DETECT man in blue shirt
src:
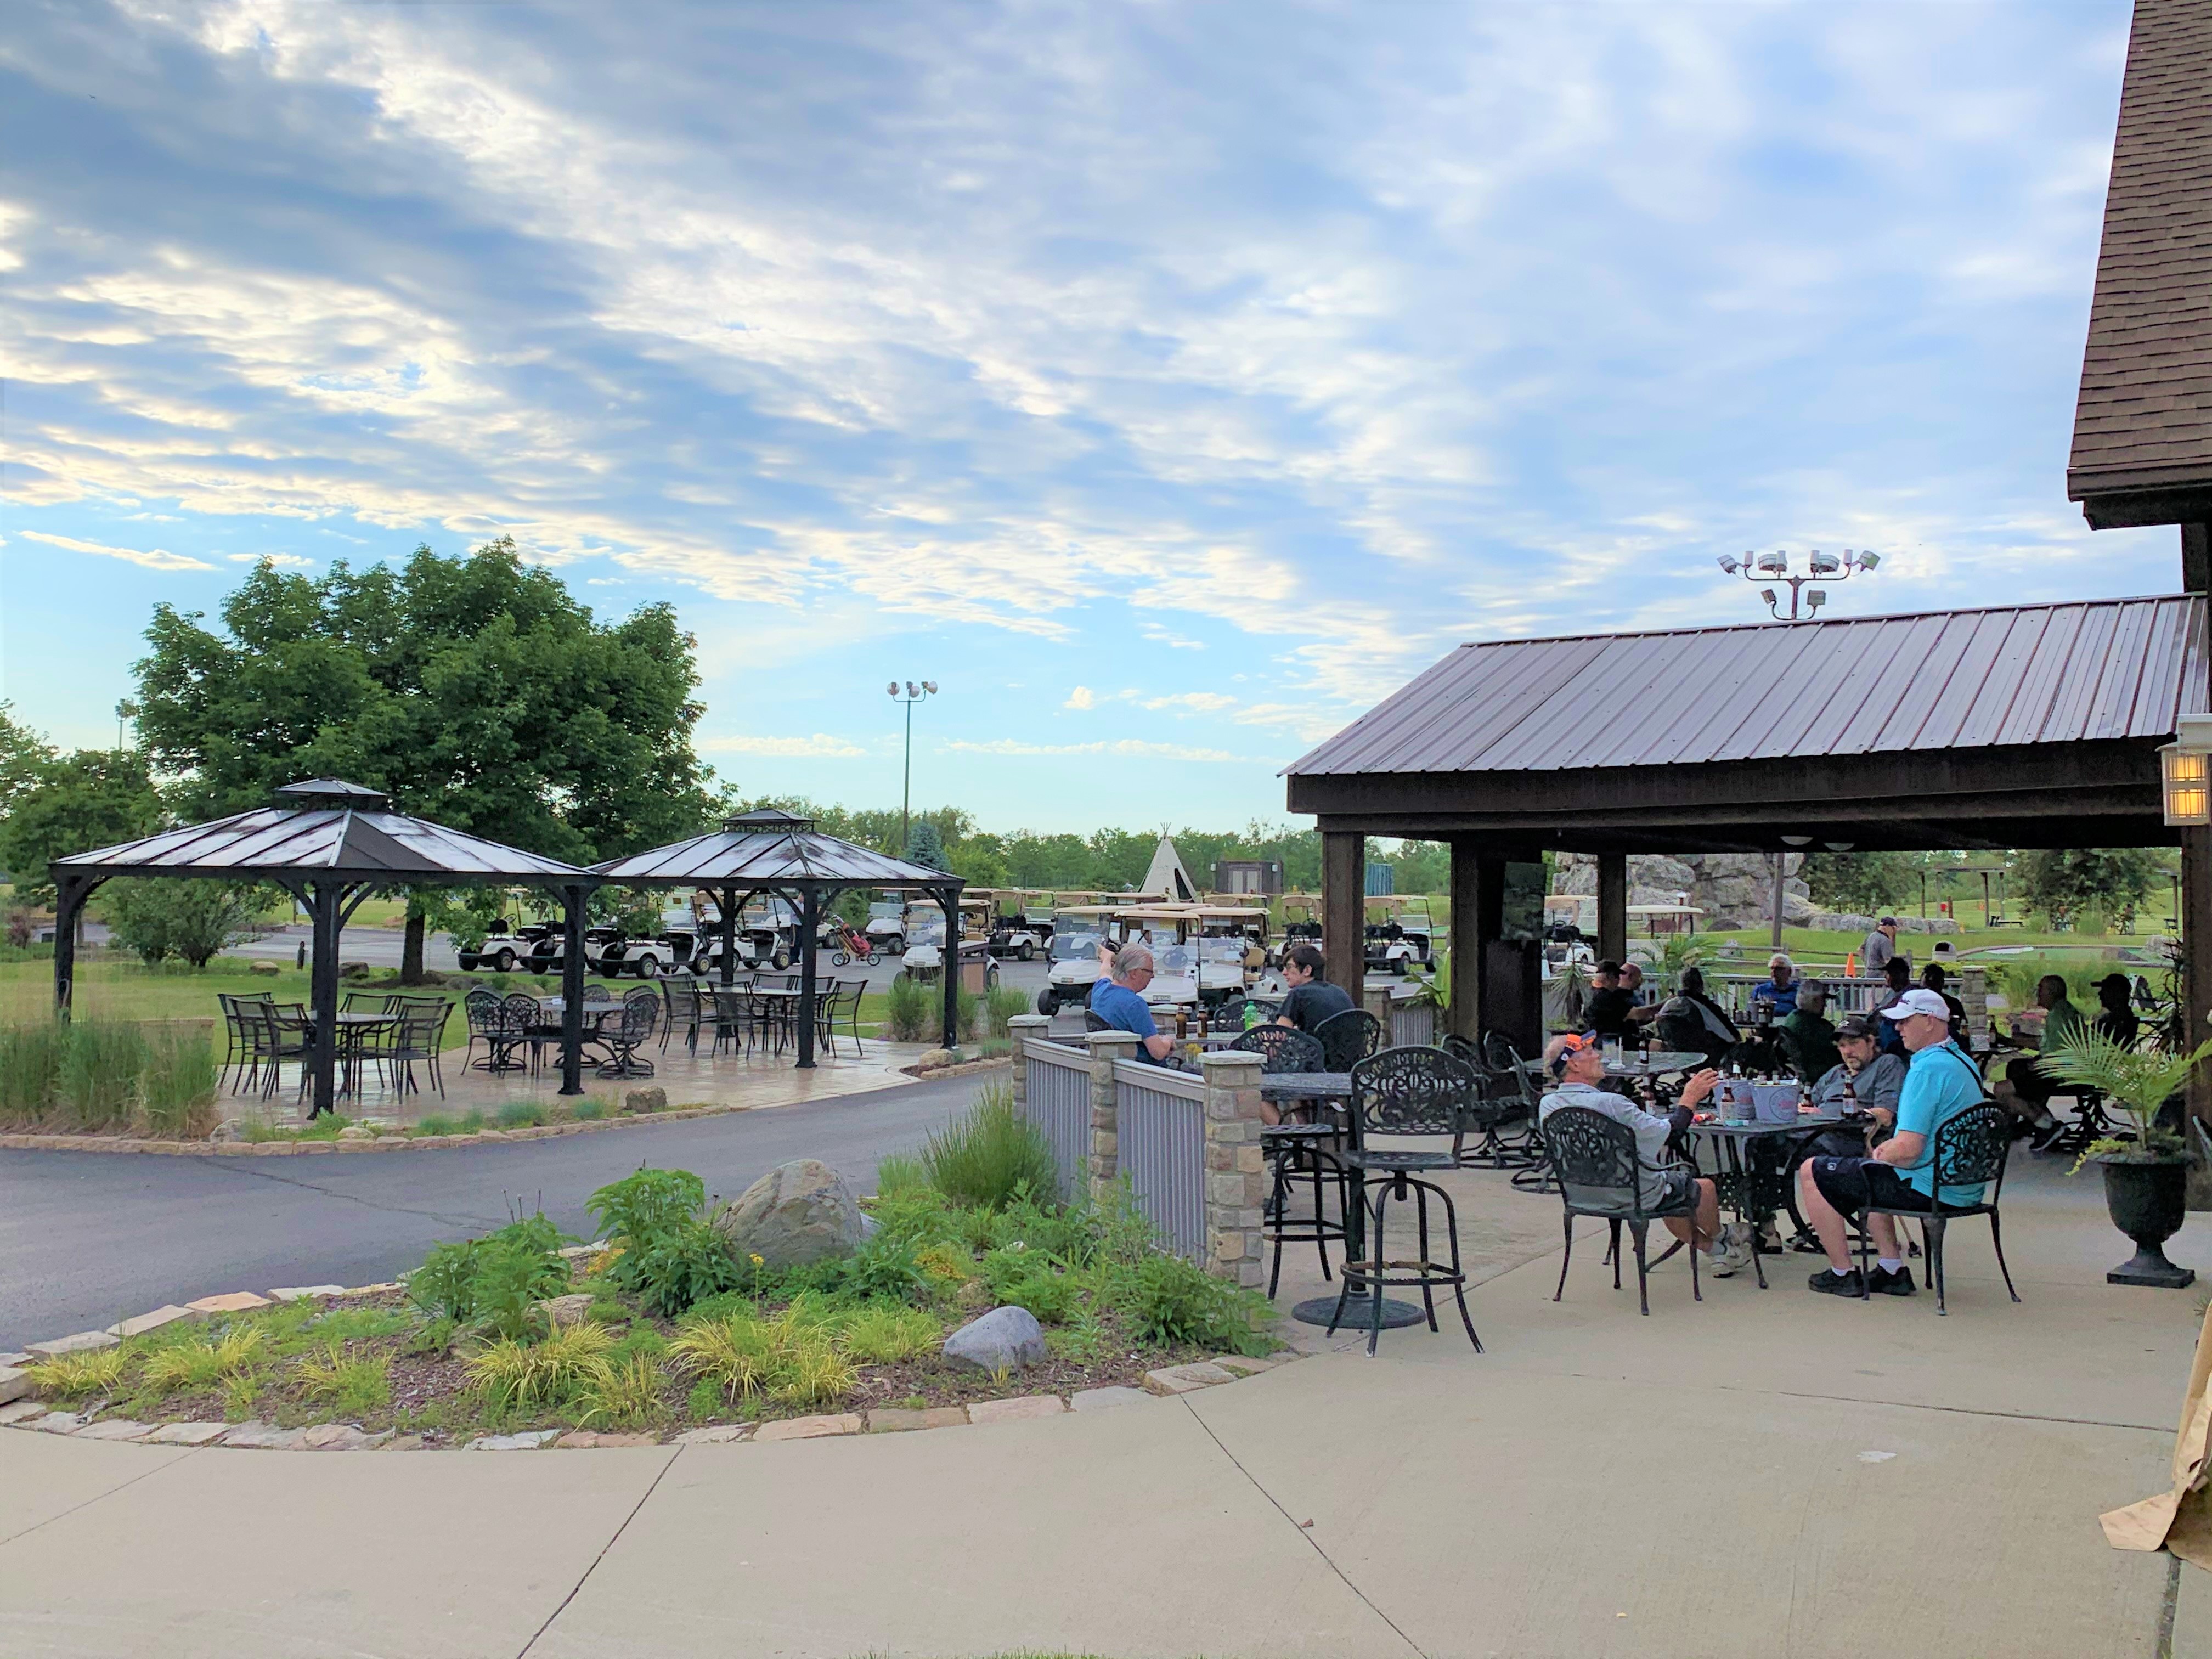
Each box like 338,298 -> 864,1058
1750,953 -> 1799,1021
1795,989 -> 1987,1297
1088,943 -> 1176,1065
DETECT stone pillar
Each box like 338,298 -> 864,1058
1006,1015 -> 1049,1115
1199,1051 -> 1268,1288
1597,853 -> 1627,964
1362,980 -> 1393,1029
1084,1030 -> 1138,1200
1957,965 -> 1989,1053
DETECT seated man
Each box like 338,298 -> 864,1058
1618,961 -> 1661,1022
1994,973 -> 2085,1146
1870,956 -> 1915,1056
1655,966 -> 1740,1068
1795,989 -> 1987,1296
1919,962 -> 1968,1040
1539,1032 -> 1751,1278
1801,1014 -> 1905,1159
1272,941 -> 1354,1034
1088,943 -> 1176,1066
1750,953 -> 1799,1022
1778,981 -> 1841,1084
2094,973 -> 2141,1049
1582,960 -> 1637,1041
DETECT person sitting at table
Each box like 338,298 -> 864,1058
1993,973 -> 2085,1147
1618,960 -> 1660,1016
1777,981 -> 1841,1083
1870,956 -> 1915,1056
1801,1014 -> 1905,1158
2094,973 -> 2141,1049
1654,966 -> 1739,1069
1583,960 -> 1638,1040
1539,1032 -> 1751,1278
1750,953 -> 1799,1022
1796,989 -> 1986,1296
1090,943 -> 1177,1068
1272,942 -> 1355,1035
1919,962 -> 1968,1041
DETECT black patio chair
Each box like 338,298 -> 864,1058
341,991 -> 400,1015
1542,1104 -> 1702,1316
598,991 -> 659,1079
1327,1046 -> 1483,1356
582,983 -> 613,1005
815,982 -> 866,1059
1313,1007 -> 1383,1074
1230,1026 -> 1347,1298
216,992 -> 274,1093
462,989 -> 510,1072
707,986 -> 752,1057
1084,1009 -> 1113,1033
256,1003 -> 314,1103
371,1001 -> 450,1099
1854,1102 -> 2020,1316
501,993 -> 554,1074
659,975 -> 702,1055
1449,1035 -> 1541,1171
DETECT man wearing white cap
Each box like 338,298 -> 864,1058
1793,988 -> 1988,1297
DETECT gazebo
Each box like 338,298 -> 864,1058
49,778 -> 602,1113
591,808 -> 965,1068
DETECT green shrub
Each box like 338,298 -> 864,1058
139,1029 -> 218,1138
985,984 -> 1028,1039
872,1152 -> 929,1200
415,1115 -> 458,1137
588,1167 -> 742,1317
946,987 -> 980,1043
884,974 -> 929,1042
981,1245 -> 1077,1323
60,1019 -> 151,1130
920,1084 -> 1059,1211
1105,1252 -> 1270,1354
841,1231 -> 930,1303
293,1343 -> 391,1415
570,1098 -> 608,1121
101,879 -> 261,968
495,1101 -> 546,1130
407,1213 -> 571,1336
466,1324 -> 613,1412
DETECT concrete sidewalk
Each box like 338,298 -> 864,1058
0,1153 -> 2202,1657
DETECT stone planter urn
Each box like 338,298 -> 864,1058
2100,1154 -> 2196,1289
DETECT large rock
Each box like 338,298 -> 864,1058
943,1306 -> 1047,1373
712,1159 -> 866,1269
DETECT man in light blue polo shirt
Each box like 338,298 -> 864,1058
1795,989 -> 1987,1297
1088,943 -> 1175,1065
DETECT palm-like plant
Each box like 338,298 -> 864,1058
1651,932 -> 1705,995
2036,1027 -> 2212,1162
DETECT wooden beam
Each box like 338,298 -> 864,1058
1596,853 -> 1627,964
1321,831 -> 1365,997
2186,521 -> 2210,595
1448,838 -> 1480,1041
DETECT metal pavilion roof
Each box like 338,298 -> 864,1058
1286,596 -> 2210,779
590,809 -> 960,889
53,779 -> 592,883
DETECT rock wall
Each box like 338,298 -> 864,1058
1553,852 -> 1813,929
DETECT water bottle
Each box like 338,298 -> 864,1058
1242,998 -> 1260,1031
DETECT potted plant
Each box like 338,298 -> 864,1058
2037,1029 -> 2212,1289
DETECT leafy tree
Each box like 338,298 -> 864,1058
0,704 -> 56,828
1802,851 -> 1921,915
101,879 -> 263,968
945,831 -> 1010,889
0,750 -> 164,906
2018,848 -> 2160,931
132,539 -> 718,980
902,819 -> 946,870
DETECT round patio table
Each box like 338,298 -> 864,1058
1259,1072 -> 1426,1331
1686,1113 -> 1850,1290
1603,1049 -> 1707,1079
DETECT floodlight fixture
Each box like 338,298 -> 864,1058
1717,554 -> 1741,574
1780,836 -> 1813,847
1807,589 -> 1827,610
1857,550 -> 1881,569
1808,550 -> 1841,576
1760,588 -> 1779,608
1717,545 -> 1882,620
1825,842 -> 1855,852
1756,551 -> 1788,575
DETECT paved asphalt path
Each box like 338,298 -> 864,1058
0,1073 -> 983,1351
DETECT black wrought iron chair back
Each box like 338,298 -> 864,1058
499,993 -> 549,1073
598,992 -> 659,1079
659,976 -> 701,1054
1233,1024 -> 1341,1296
582,983 -> 613,1005
462,990 -> 506,1071
1324,1047 -> 1482,1355
1084,1009 -> 1113,1033
1228,1025 -> 1325,1074
1541,1104 -> 1702,1316
1313,1007 -> 1383,1073
1855,1101 -> 2019,1315
1444,1032 -> 1540,1170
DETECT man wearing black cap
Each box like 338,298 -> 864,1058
1860,917 -> 1900,975
1802,1015 -> 1905,1157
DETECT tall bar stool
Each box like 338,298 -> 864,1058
1229,1025 -> 1348,1297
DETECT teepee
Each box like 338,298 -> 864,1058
1135,837 -> 1197,902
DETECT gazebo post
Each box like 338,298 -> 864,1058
306,880 -> 342,1118
559,882 -> 586,1096
796,885 -> 820,1069
719,886 -> 738,987
50,871 -> 100,1021
939,885 -> 961,1048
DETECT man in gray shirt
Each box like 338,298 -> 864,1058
1860,918 -> 1899,974
1800,1014 -> 1905,1163
1539,1033 -> 1751,1278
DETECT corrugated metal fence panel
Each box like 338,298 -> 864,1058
1391,1000 -> 1436,1049
1112,1062 -> 1209,1262
1023,1040 -> 1092,1203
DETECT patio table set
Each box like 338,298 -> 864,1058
217,991 -> 453,1103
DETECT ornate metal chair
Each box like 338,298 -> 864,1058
597,990 -> 661,1079
1541,1104 -> 1703,1316
1327,1046 -> 1483,1356
1229,1026 -> 1346,1297
1854,1102 -> 2019,1316
1446,1031 -> 1541,1170
1312,1007 -> 1383,1073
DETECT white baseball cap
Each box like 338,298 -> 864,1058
1889,988 -> 1951,1022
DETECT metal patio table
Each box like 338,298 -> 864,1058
1260,1071 -> 1428,1331
1686,1114 -> 1849,1290
1603,1049 -> 1707,1079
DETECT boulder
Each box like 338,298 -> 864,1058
338,962 -> 371,980
534,1293 -> 594,1330
913,1048 -> 956,1070
623,1086 -> 668,1115
711,1159 -> 866,1268
943,1306 -> 1047,1374
247,960 -> 281,978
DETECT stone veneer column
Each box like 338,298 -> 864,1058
1198,1050 -> 1268,1288
1955,966 -> 1989,1054
1084,1031 -> 1138,1200
1006,1014 -> 1050,1114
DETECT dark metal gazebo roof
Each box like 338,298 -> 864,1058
54,779 -> 590,883
590,808 -> 960,889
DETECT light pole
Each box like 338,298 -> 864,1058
1716,548 -> 1881,620
887,680 -> 938,854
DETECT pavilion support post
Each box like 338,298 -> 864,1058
559,883 -> 586,1097
1596,853 -> 1627,965
2182,521 -> 2209,594
50,871 -> 99,1021
796,887 -> 820,1069
1769,854 -> 1787,951
1447,838 -> 1480,1043
1457,840 -> 1542,1058
940,887 -> 961,1048
719,887 -> 738,986
306,881 -> 342,1118
1321,830 -> 1365,997
2183,826 -> 2212,1209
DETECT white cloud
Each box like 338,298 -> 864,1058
1141,692 -> 1237,714
226,551 -> 314,568
19,529 -> 216,571
701,733 -> 868,758
1062,686 -> 1096,710
941,738 -> 1264,763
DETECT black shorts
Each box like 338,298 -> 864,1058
1809,1156 -> 1932,1218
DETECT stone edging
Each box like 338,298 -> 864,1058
0,1282 -> 1299,1451
900,1055 -> 1014,1082
0,1099 -> 783,1158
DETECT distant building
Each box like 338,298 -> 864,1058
1212,859 -> 1283,896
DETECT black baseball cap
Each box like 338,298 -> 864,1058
1835,1015 -> 1878,1040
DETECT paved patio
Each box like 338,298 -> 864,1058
1,1133 -> 2203,1656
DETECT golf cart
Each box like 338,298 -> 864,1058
898,905 -> 1000,993
1271,895 -> 1322,969
456,916 -> 539,975
977,889 -> 1051,961
1363,895 -> 1435,975
1037,906 -> 1114,1014
864,896 -> 911,956
1187,905 -> 1269,1006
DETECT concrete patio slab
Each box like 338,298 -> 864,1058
0,1431 -> 193,1545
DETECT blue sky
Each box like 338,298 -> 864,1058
0,0 -> 2171,833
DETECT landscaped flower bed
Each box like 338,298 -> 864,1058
15,1098 -> 1281,1445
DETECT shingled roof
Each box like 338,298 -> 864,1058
2068,0 -> 2212,529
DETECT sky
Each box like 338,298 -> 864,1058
0,0 -> 2175,834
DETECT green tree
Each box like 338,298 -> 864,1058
0,704 -> 56,828
945,831 -> 1011,889
101,878 -> 263,968
2018,848 -> 2160,932
0,750 -> 165,906
903,819 -> 946,870
133,539 -> 717,980
1802,851 -> 1921,915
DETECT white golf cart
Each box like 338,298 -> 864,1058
898,903 -> 1000,993
1037,906 -> 1114,1015
864,897 -> 910,956
975,889 -> 1051,961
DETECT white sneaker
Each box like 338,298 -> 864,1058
1709,1225 -> 1753,1279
